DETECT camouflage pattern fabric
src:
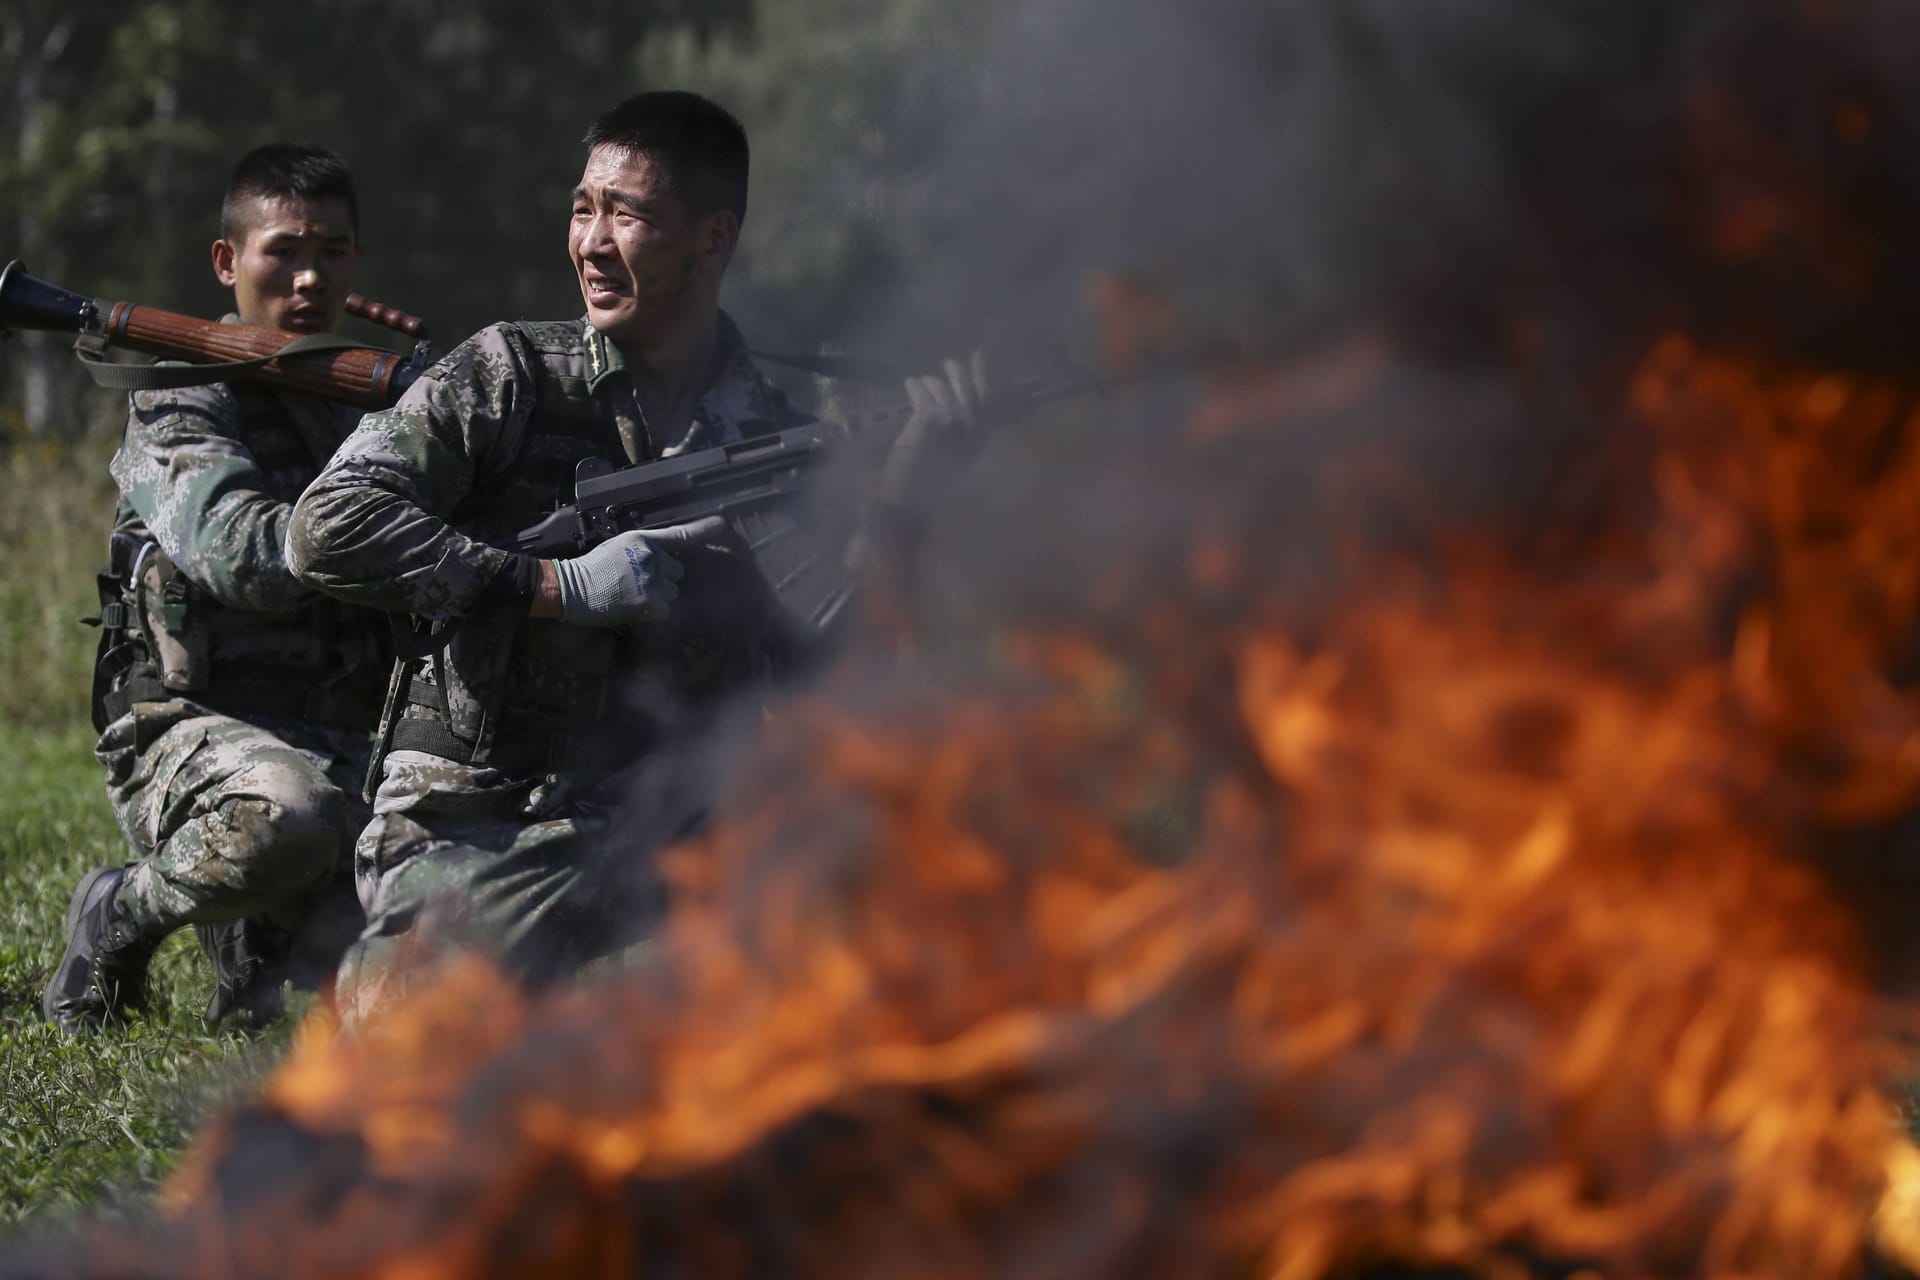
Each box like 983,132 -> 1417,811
290,314 -> 809,1020
101,701 -> 370,933
334,746 -> 702,1022
289,312 -> 810,618
113,354 -> 365,608
99,356 -> 382,947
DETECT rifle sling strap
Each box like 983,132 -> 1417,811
75,332 -> 373,392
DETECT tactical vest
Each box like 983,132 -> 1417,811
93,384 -> 388,732
387,322 -> 707,774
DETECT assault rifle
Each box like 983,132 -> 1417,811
511,371 -> 1103,633
513,364 -> 1107,558
0,259 -> 431,408
515,417 -> 871,635
515,419 -> 850,556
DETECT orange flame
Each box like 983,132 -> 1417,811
111,324 -> 1920,1280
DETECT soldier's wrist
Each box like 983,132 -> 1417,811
530,560 -> 563,618
479,552 -> 547,613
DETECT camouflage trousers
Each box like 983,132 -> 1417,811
336,747 -> 704,1025
98,699 -> 371,943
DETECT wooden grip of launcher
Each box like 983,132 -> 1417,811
102,301 -> 412,408
345,292 -> 428,338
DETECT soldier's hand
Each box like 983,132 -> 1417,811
628,513 -> 743,563
880,350 -> 990,507
550,526 -> 693,629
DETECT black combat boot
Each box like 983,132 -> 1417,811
194,917 -> 290,1031
41,866 -> 165,1035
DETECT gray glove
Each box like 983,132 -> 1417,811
879,350 -> 989,507
550,518 -> 730,629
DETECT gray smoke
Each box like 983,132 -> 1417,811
860,1 -> 1669,358
818,0 -> 1920,643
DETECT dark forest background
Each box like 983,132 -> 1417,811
0,0 -> 994,436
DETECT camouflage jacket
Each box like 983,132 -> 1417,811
288,313 -> 816,769
109,357 -> 388,722
113,380 -> 361,609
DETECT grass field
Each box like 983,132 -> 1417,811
0,438 -> 286,1228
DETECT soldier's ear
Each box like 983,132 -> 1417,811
211,237 -> 239,288
701,209 -> 740,271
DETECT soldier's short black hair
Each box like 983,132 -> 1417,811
583,91 -> 750,226
220,142 -> 359,243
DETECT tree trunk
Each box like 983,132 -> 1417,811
14,17 -> 71,435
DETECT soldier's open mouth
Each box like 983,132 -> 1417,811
583,272 -> 630,302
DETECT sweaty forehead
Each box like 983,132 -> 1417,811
230,194 -> 356,245
577,144 -> 672,197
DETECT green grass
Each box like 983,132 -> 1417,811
0,438 -> 290,1227
0,438 -> 114,727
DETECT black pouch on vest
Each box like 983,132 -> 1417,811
83,532 -> 157,733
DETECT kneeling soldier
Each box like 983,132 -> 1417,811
43,144 -> 389,1033
286,91 -> 982,1022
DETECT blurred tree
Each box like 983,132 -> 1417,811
0,0 -> 994,437
635,0 -> 997,355
1,1 -> 226,433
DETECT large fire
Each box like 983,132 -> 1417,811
24,7 -> 1920,1277
44,317 -> 1920,1279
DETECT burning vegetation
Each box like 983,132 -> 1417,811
24,2 -> 1920,1278
54,321 -> 1920,1277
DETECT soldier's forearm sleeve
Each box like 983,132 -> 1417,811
287,505 -> 511,619
286,328 -> 536,618
483,553 -> 543,606
288,439 -> 513,618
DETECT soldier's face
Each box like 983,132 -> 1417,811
569,145 -> 738,348
212,195 -> 361,334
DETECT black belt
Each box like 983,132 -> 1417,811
386,715 -> 645,774
103,673 -> 375,733
387,681 -> 646,773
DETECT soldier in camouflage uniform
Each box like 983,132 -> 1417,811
42,144 -> 387,1034
288,91 -> 980,1022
